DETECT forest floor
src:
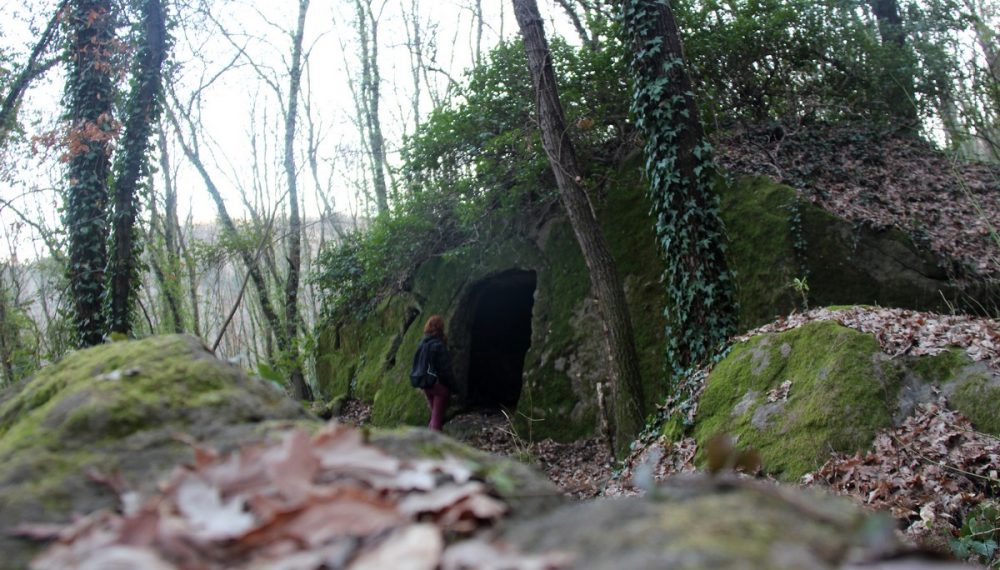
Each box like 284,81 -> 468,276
336,400 -> 614,499
717,124 -> 1000,277
335,304 -> 1000,563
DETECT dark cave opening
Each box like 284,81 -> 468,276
465,270 -> 536,410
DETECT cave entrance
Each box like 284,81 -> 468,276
462,270 -> 536,410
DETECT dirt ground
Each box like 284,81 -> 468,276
336,401 -> 615,499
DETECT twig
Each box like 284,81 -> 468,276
891,433 -> 1000,486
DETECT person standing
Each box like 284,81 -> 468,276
410,315 -> 456,431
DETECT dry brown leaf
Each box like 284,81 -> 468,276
347,524 -> 443,570
441,539 -> 574,570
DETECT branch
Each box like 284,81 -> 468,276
0,0 -> 69,142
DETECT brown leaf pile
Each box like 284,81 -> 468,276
603,438 -> 699,497
447,411 -> 614,499
735,306 -> 1000,369
804,400 -> 1000,543
17,423 -> 571,570
717,124 -> 1000,277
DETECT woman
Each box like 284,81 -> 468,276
411,315 -> 456,431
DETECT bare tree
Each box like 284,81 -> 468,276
281,0 -> 314,400
353,0 -> 391,214
513,0 -> 645,452
0,0 -> 68,144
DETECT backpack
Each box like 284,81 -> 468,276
409,339 -> 439,389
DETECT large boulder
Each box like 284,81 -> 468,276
503,475 -> 968,569
691,319 -> 1000,480
0,335 -> 314,568
316,169 -> 984,440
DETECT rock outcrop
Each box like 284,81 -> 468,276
316,169 -> 986,439
0,335 -> 312,568
692,318 -> 1000,480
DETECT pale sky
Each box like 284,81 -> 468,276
0,0 -> 575,262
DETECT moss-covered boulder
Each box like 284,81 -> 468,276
722,176 -> 972,329
316,169 -> 983,441
503,475 -> 947,569
0,335 -> 314,569
693,320 -> 1000,480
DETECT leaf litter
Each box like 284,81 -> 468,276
16,422 -> 572,570
609,306 -> 1000,561
717,123 -> 1000,278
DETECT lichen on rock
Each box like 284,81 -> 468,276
693,316 -> 1000,481
0,335 -> 314,569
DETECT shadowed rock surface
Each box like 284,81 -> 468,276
503,475 -> 970,569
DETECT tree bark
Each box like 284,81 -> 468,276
622,0 -> 738,376
157,127 -> 185,333
65,0 -> 116,347
355,0 -> 390,214
282,0 -> 313,401
868,0 -> 918,126
513,0 -> 645,453
108,0 -> 167,334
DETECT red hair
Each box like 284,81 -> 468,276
423,315 -> 446,344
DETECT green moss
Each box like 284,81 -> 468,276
722,176 -> 959,332
0,336 -> 312,568
950,376 -> 1000,436
910,349 -> 968,384
694,321 -> 899,480
721,177 -> 801,330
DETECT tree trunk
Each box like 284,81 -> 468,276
355,0 -> 390,214
282,0 -> 314,401
157,127 -> 185,333
868,0 -> 918,126
108,0 -> 167,334
622,0 -> 738,378
64,0 -> 116,347
512,0 -> 645,453
165,106 -> 285,361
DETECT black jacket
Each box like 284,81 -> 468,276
411,335 -> 456,391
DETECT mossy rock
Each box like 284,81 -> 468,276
722,176 -> 968,330
695,321 -> 898,480
0,335 -> 315,569
503,475 -> 915,569
694,318 -> 1000,481
315,168 -> 986,443
368,427 -> 565,521
903,349 -> 1000,436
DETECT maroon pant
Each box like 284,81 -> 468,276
423,382 -> 450,431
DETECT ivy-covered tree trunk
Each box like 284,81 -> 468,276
622,0 -> 738,379
513,0 -> 645,453
65,0 -> 116,347
108,0 -> 168,334
282,0 -> 314,401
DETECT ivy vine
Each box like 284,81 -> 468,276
621,0 -> 739,385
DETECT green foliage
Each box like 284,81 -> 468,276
670,0 -> 966,127
312,190 -> 469,318
0,278 -> 40,388
315,37 -> 629,318
622,0 -> 739,382
789,276 -> 809,310
403,37 -> 628,204
951,501 -> 1000,567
